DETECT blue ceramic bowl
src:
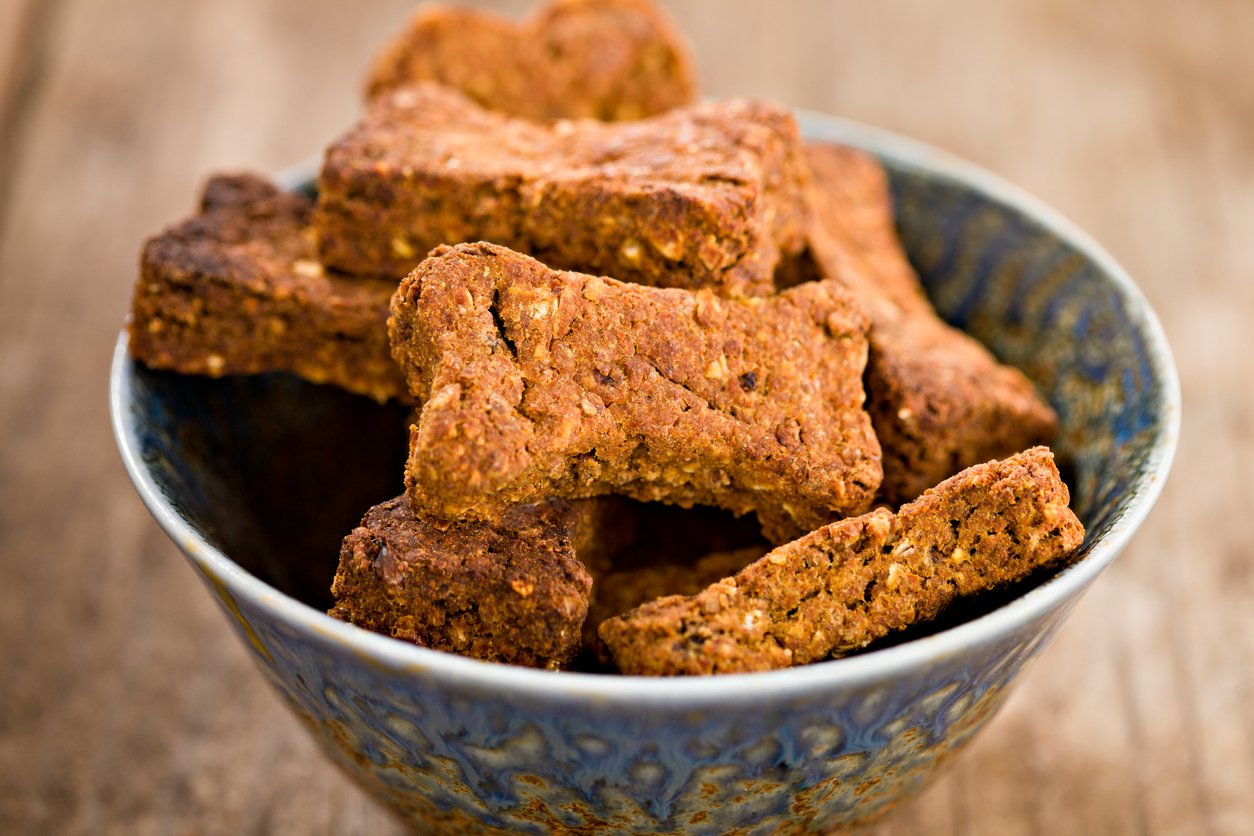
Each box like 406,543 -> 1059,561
111,111 -> 1178,834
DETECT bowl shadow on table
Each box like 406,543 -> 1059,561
130,364 -> 1069,661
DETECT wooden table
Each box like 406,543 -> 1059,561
2,1 -> 1250,832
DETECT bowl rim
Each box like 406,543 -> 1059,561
111,108 -> 1180,705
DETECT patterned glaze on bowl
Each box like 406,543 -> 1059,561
110,111 -> 1179,834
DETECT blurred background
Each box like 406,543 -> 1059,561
1,0 -> 1250,832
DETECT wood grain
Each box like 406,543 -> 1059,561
0,0 -> 1250,833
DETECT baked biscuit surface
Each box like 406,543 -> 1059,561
315,85 -> 809,296
329,496 -> 609,670
129,173 -> 406,403
599,447 -> 1084,675
390,242 -> 882,542
365,0 -> 697,122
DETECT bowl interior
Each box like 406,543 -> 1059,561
115,114 -> 1178,674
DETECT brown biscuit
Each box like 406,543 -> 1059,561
802,143 -> 1059,502
365,0 -> 697,122
129,174 -> 408,403
314,84 -> 810,296
599,447 -> 1085,676
329,495 -> 625,670
390,242 -> 882,542
584,544 -> 767,657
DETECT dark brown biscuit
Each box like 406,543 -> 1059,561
365,0 -> 697,122
329,495 -> 626,670
314,85 -> 810,296
390,242 -> 882,542
129,174 -> 408,403
599,447 -> 1085,675
802,143 -> 1059,502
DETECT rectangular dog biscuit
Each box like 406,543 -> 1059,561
129,174 -> 408,403
803,143 -> 1059,502
365,0 -> 697,122
390,242 -> 882,542
599,447 -> 1085,675
314,85 -> 810,297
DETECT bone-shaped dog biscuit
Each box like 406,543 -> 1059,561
389,242 -> 882,542
365,0 -> 697,122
